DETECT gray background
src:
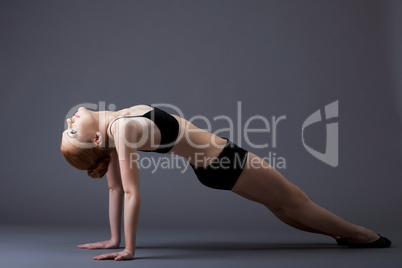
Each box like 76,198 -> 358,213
1,0 -> 401,237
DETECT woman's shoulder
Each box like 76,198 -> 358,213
110,104 -> 153,120
107,105 -> 149,142
107,117 -> 144,146
126,104 -> 153,112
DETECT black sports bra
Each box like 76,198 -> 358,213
108,104 -> 179,154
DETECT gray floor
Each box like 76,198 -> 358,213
0,225 -> 401,268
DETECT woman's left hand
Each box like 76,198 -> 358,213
93,249 -> 134,261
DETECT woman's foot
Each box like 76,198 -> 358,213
346,229 -> 380,244
336,237 -> 349,246
336,229 -> 391,248
331,235 -> 349,246
348,235 -> 391,248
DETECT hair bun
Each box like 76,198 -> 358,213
88,155 -> 111,178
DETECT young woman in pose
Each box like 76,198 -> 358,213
60,104 -> 391,261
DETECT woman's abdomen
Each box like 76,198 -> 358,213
170,116 -> 228,167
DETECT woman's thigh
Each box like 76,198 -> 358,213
231,152 -> 308,210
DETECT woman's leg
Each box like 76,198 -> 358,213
231,152 -> 380,243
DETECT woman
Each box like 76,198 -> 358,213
60,104 -> 391,261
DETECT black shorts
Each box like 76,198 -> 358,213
189,137 -> 249,190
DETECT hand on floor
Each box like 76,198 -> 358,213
93,250 -> 134,261
77,239 -> 119,249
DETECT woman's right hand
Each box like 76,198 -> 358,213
77,239 -> 119,249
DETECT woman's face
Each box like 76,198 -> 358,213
63,107 -> 98,146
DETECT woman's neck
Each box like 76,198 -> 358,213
88,110 -> 120,141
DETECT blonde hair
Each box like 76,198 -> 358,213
60,138 -> 113,178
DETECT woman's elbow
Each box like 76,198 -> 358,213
109,187 -> 124,194
124,190 -> 141,202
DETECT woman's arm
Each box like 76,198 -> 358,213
106,149 -> 124,245
77,149 -> 123,249
120,150 -> 141,255
93,120 -> 142,261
